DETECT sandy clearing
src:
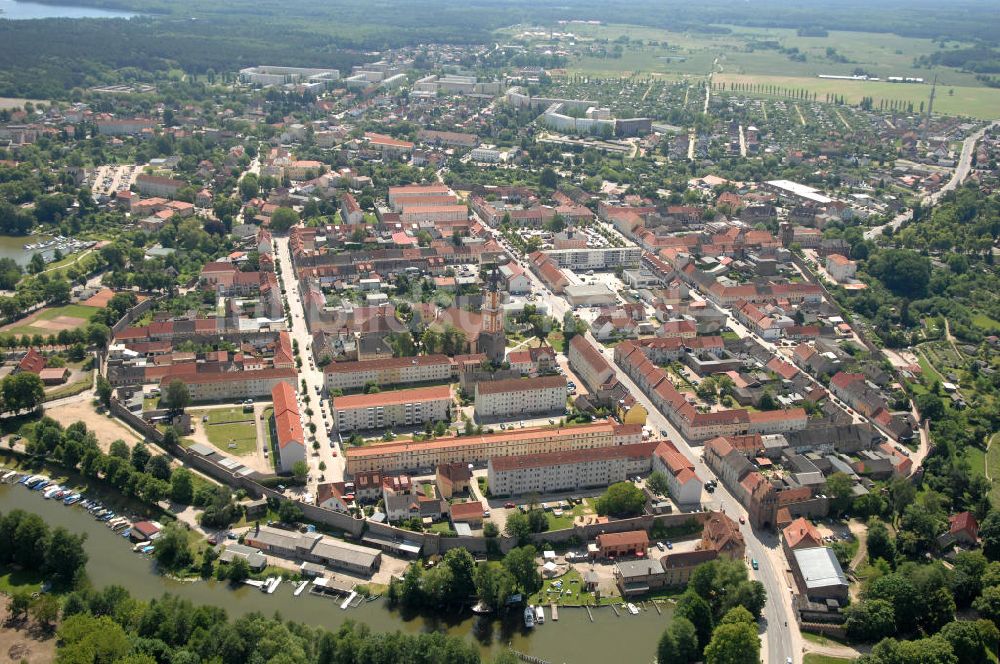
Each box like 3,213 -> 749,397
44,400 -> 142,452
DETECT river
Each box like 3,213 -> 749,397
0,235 -> 48,268
0,483 -> 669,663
0,0 -> 139,19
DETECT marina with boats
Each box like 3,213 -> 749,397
0,469 -> 671,664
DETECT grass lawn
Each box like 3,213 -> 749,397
194,407 -> 258,456
545,499 -> 593,530
967,446 -> 987,478
3,303 -> 100,338
0,565 -> 44,595
528,569 -> 596,606
802,632 -> 851,648
988,434 -> 1000,508
262,407 -> 279,470
972,312 -> 1000,333
42,371 -> 93,401
428,521 -> 456,535
804,655 -> 853,664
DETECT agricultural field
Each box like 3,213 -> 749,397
0,303 -> 100,338
515,22 -> 988,84
715,74 -> 1000,120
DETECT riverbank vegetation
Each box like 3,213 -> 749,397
50,584 -> 516,664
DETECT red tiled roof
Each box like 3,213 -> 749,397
476,375 -> 565,395
332,385 -> 452,410
490,442 -> 657,472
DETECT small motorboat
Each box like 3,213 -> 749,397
535,605 -> 545,624
524,605 -> 535,628
626,603 -> 640,615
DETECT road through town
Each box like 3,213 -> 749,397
274,235 -> 346,490
497,233 -> 800,664
864,120 -> 998,240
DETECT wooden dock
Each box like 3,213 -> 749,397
550,603 -> 558,621
509,648 -> 551,664
586,605 -> 594,622
653,601 -> 662,616
611,604 -> 620,617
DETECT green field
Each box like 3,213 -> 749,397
988,434 -> 1000,508
716,73 -> 1000,120
804,655 -> 852,664
972,312 -> 1000,333
194,407 -> 258,456
529,21 -> 988,87
2,303 -> 100,338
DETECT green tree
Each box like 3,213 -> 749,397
163,379 -> 190,412
154,523 -> 194,571
56,613 -> 131,663
96,374 -> 113,407
939,619 -> 999,664
270,207 -> 299,232
676,590 -> 714,652
539,167 -> 558,189
825,472 -> 854,515
44,527 -> 88,588
1,371 -> 44,413
845,599 -> 896,642
594,481 -> 646,517
30,594 -> 59,631
9,589 -> 31,622
474,561 -> 516,611
278,500 -> 303,524
866,519 -> 896,566
504,511 -> 531,544
659,615 -> 699,664
170,468 -> 194,504
226,556 -> 251,583
858,636 -> 957,664
239,173 -> 259,200
647,470 -> 671,497
291,460 -> 308,481
703,620 -> 759,664
982,511 -> 1000,561
503,545 -> 541,596
974,584 -> 1000,624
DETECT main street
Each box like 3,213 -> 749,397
865,120 -> 999,240
491,228 -> 799,664
274,235 -> 346,491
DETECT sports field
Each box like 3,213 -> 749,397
1,303 -> 99,338
194,407 -> 259,456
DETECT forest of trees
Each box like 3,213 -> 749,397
1,0 -> 998,98
48,585 -> 520,664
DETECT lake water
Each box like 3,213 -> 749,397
0,0 -> 139,20
0,482 -> 670,663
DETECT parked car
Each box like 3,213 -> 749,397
751,559 -> 759,570
504,502 -> 516,509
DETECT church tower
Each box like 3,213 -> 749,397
478,265 -> 507,365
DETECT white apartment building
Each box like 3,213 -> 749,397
333,385 -> 452,432
487,443 -> 657,496
161,368 -> 297,402
543,247 -> 642,270
239,66 -> 340,88
474,375 -> 567,419
567,335 -> 615,392
470,147 -> 502,163
324,355 -> 453,392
